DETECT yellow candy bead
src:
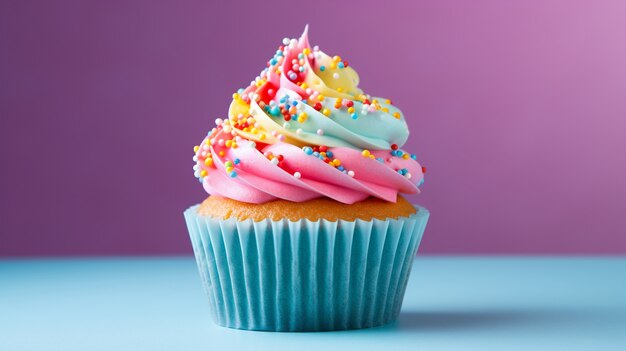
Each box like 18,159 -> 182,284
332,56 -> 341,62
303,48 -> 311,55
205,158 -> 213,166
382,107 -> 389,113
385,99 -> 391,104
301,83 -> 308,89
232,93 -> 240,100
393,112 -> 401,119
219,151 -> 225,157
329,62 -> 337,69
322,108 -> 331,117
225,167 -> 234,173
318,94 -> 325,101
225,140 -> 232,147
348,107 -> 355,113
336,87 -> 343,92
231,142 -> 238,149
362,150 -> 370,157
193,145 -> 199,153
369,155 -> 375,159
332,159 -> 341,166
259,134 -> 266,140
297,112 -> 308,123
402,153 -> 410,159
200,170 -> 208,177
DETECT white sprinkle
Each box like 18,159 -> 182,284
277,134 -> 285,141
202,144 -> 209,150
218,139 -> 224,146
215,118 -> 223,125
294,172 -> 301,179
348,170 -> 355,177
333,73 -> 339,79
192,155 -> 198,162
248,142 -> 256,148
296,128 -> 303,134
316,129 -> 324,135
271,158 -> 279,165
283,122 -> 291,129
282,38 -> 290,45
406,173 -> 412,179
193,165 -> 199,171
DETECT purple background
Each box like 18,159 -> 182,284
2,0 -> 626,257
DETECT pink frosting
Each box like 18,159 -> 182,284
197,129 -> 423,204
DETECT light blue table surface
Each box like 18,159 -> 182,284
1,257 -> 625,351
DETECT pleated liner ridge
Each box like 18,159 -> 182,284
184,204 -> 429,332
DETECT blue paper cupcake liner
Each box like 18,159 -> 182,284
184,204 -> 429,332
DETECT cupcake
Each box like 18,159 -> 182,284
184,26 -> 429,332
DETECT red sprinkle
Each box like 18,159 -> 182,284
277,154 -> 284,162
391,144 -> 398,150
283,114 -> 291,121
319,145 -> 328,152
346,101 -> 354,108
363,99 -> 371,105
343,61 -> 349,67
313,102 -> 322,111
422,166 -> 427,174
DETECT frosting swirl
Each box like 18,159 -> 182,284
192,26 -> 425,204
